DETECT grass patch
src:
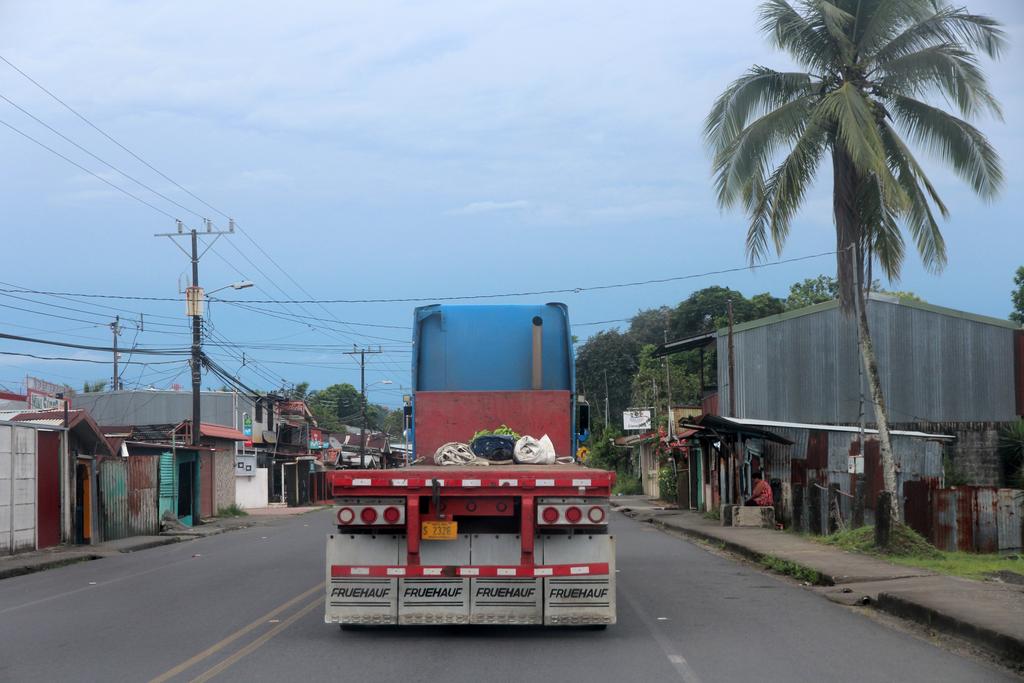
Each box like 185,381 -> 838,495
760,555 -> 822,584
612,474 -> 642,496
815,524 -> 1024,581
216,503 -> 249,517
822,524 -> 941,558
703,508 -> 721,521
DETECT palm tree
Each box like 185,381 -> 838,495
705,0 -> 1004,521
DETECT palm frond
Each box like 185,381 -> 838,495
877,43 -> 1002,119
704,67 -> 815,154
712,95 -> 814,209
874,5 -> 1007,65
744,120 -> 829,263
888,94 -> 1004,198
860,175 -> 906,280
816,83 -> 888,180
856,0 -> 935,58
816,0 -> 857,60
880,123 -> 948,272
758,0 -> 840,74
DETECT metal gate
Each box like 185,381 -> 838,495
100,457 -> 159,540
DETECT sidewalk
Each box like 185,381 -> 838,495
0,508 -> 315,580
612,496 -> 1024,666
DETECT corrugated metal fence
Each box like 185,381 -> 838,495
904,483 -> 1022,554
99,457 -> 159,540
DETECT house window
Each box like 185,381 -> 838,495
255,399 -> 263,423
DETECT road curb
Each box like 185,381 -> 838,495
627,509 -> 1024,669
641,514 -> 833,586
0,554 -> 100,580
875,592 -> 1024,666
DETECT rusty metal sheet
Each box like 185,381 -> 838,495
973,487 -> 999,554
100,456 -> 159,540
997,489 -> 1023,554
932,488 -> 957,552
806,430 -> 828,469
903,479 -> 935,541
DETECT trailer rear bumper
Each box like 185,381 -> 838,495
325,533 -> 615,626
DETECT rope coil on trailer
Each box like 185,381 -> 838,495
433,442 -> 494,466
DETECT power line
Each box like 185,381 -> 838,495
0,331 -> 188,355
0,350 -> 182,365
0,116 -> 181,220
0,92 -> 206,221
0,250 -> 838,306
0,54 -> 215,219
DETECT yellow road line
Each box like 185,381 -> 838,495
188,598 -> 321,683
148,582 -> 323,683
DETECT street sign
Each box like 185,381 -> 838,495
623,409 -> 652,431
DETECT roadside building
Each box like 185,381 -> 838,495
0,419 -> 67,554
172,421 -> 245,516
654,294 -> 1024,486
7,409 -> 113,544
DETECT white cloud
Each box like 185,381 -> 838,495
447,200 -> 531,216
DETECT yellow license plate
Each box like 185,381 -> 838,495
421,520 -> 458,540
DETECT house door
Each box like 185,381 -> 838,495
75,461 -> 92,544
688,449 -> 699,510
36,431 -> 61,549
177,460 -> 195,526
199,452 -> 214,519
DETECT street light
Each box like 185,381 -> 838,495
206,280 -> 254,296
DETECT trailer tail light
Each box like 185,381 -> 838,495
541,506 -> 561,524
537,498 -> 608,526
334,498 -> 405,527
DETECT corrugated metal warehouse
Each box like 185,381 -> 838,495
714,294 -> 1023,485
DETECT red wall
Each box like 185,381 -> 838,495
414,390 -> 571,459
36,431 -> 61,549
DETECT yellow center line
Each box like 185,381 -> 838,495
148,582 -> 324,683
188,598 -> 322,683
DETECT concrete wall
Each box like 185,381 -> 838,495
236,468 -> 268,509
213,447 -> 236,512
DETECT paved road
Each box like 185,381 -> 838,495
0,509 -> 1014,682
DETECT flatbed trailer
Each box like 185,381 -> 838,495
326,464 -> 616,626
325,303 -> 616,627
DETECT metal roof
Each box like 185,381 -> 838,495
651,332 -> 716,358
720,293 -> 1020,336
729,417 -> 956,440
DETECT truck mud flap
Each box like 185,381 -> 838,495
325,534 -> 399,625
541,534 -> 616,626
469,534 -> 542,625
398,534 -> 471,624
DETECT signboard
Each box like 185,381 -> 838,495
235,453 -> 257,476
242,413 -> 253,437
27,390 -> 63,411
622,409 -> 652,431
309,427 -> 324,450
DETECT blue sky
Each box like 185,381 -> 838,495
0,0 -> 1021,406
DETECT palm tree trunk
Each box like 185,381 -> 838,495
854,284 -> 901,522
833,145 -> 901,523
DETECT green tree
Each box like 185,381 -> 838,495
787,275 -> 840,308
628,306 -> 673,346
1011,266 -> 1024,325
82,380 -> 108,393
575,330 -> 640,430
306,383 -> 362,433
705,0 -> 1005,521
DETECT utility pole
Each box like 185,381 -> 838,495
664,328 -> 672,439
345,346 -> 383,468
155,218 -> 235,446
727,298 -> 736,418
603,368 -> 610,432
110,316 -> 122,391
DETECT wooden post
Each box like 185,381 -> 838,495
875,491 -> 893,548
809,484 -> 822,535
853,474 -> 865,527
828,483 -> 841,534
